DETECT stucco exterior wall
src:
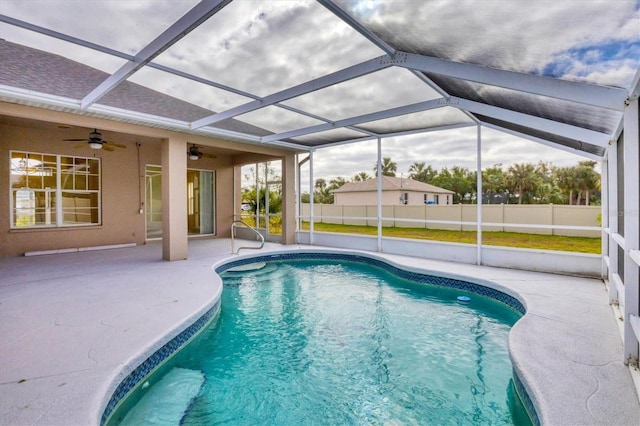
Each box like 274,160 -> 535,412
1,121 -> 149,256
1,105 -> 297,257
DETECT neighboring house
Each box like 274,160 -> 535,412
331,176 -> 454,206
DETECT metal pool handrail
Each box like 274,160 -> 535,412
231,220 -> 265,254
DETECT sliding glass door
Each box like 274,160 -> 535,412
146,166 -> 215,240
187,169 -> 215,235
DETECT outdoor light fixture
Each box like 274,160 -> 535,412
188,144 -> 202,160
88,129 -> 103,149
64,128 -> 123,151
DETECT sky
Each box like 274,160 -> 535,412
1,0 -> 638,183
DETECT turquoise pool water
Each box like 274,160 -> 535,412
111,258 -> 530,425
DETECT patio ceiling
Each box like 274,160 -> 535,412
0,0 -> 638,158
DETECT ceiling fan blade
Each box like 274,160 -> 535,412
105,141 -> 127,149
202,153 -> 217,159
102,144 -> 115,152
64,138 -> 90,142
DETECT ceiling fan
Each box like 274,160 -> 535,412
63,129 -> 126,151
188,143 -> 216,160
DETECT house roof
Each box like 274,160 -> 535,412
332,176 -> 454,194
0,39 -> 274,141
0,1 -> 637,156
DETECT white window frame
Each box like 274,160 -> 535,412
10,150 -> 102,229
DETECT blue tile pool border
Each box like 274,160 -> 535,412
217,251 -> 526,315
100,299 -> 220,425
102,250 -> 534,425
513,368 -> 541,426
217,251 -> 535,422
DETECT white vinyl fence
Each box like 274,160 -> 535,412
300,203 -> 600,237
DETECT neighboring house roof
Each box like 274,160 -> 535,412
0,40 -> 272,137
331,176 -> 454,194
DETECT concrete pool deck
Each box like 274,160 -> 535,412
0,239 -> 638,425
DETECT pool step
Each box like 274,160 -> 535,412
226,262 -> 267,272
119,367 -> 204,425
220,262 -> 285,285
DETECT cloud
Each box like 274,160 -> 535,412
153,1 -> 382,97
545,41 -> 640,87
1,0 -> 633,183
283,67 -> 441,123
302,126 -> 589,186
339,0 -> 639,86
0,0 -> 198,54
235,105 -> 324,133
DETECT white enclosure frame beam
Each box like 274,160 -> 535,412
191,55 -> 394,129
13,17 -> 254,102
275,104 -> 375,137
317,0 -> 396,55
81,0 -> 232,110
262,98 -> 446,143
623,95 -> 640,366
317,0 -> 468,109
481,122 -> 604,161
295,155 -> 301,240
400,52 -> 628,111
309,150 -> 315,246
607,142 -> 619,304
1,15 -> 257,100
1,14 -> 381,135
0,14 -> 131,59
377,137 -> 383,252
476,125 -> 483,265
600,156 -> 610,279
303,122 -> 476,151
456,98 -> 611,147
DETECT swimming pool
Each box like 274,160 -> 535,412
105,251 -> 532,425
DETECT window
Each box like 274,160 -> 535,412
10,151 -> 101,228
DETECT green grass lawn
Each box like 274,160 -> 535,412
301,222 -> 601,254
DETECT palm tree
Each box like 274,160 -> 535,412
482,165 -> 506,204
373,157 -> 397,177
575,161 -> 600,205
506,163 -> 538,204
408,161 -> 425,179
408,162 -> 437,183
314,178 -> 329,203
532,161 -> 557,204
329,177 -> 347,190
352,172 -> 370,182
432,166 -> 474,204
553,166 -> 579,204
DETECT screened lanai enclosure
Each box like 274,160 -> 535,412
0,0 -> 639,384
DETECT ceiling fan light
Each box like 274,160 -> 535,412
89,142 -> 103,150
189,153 -> 200,160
